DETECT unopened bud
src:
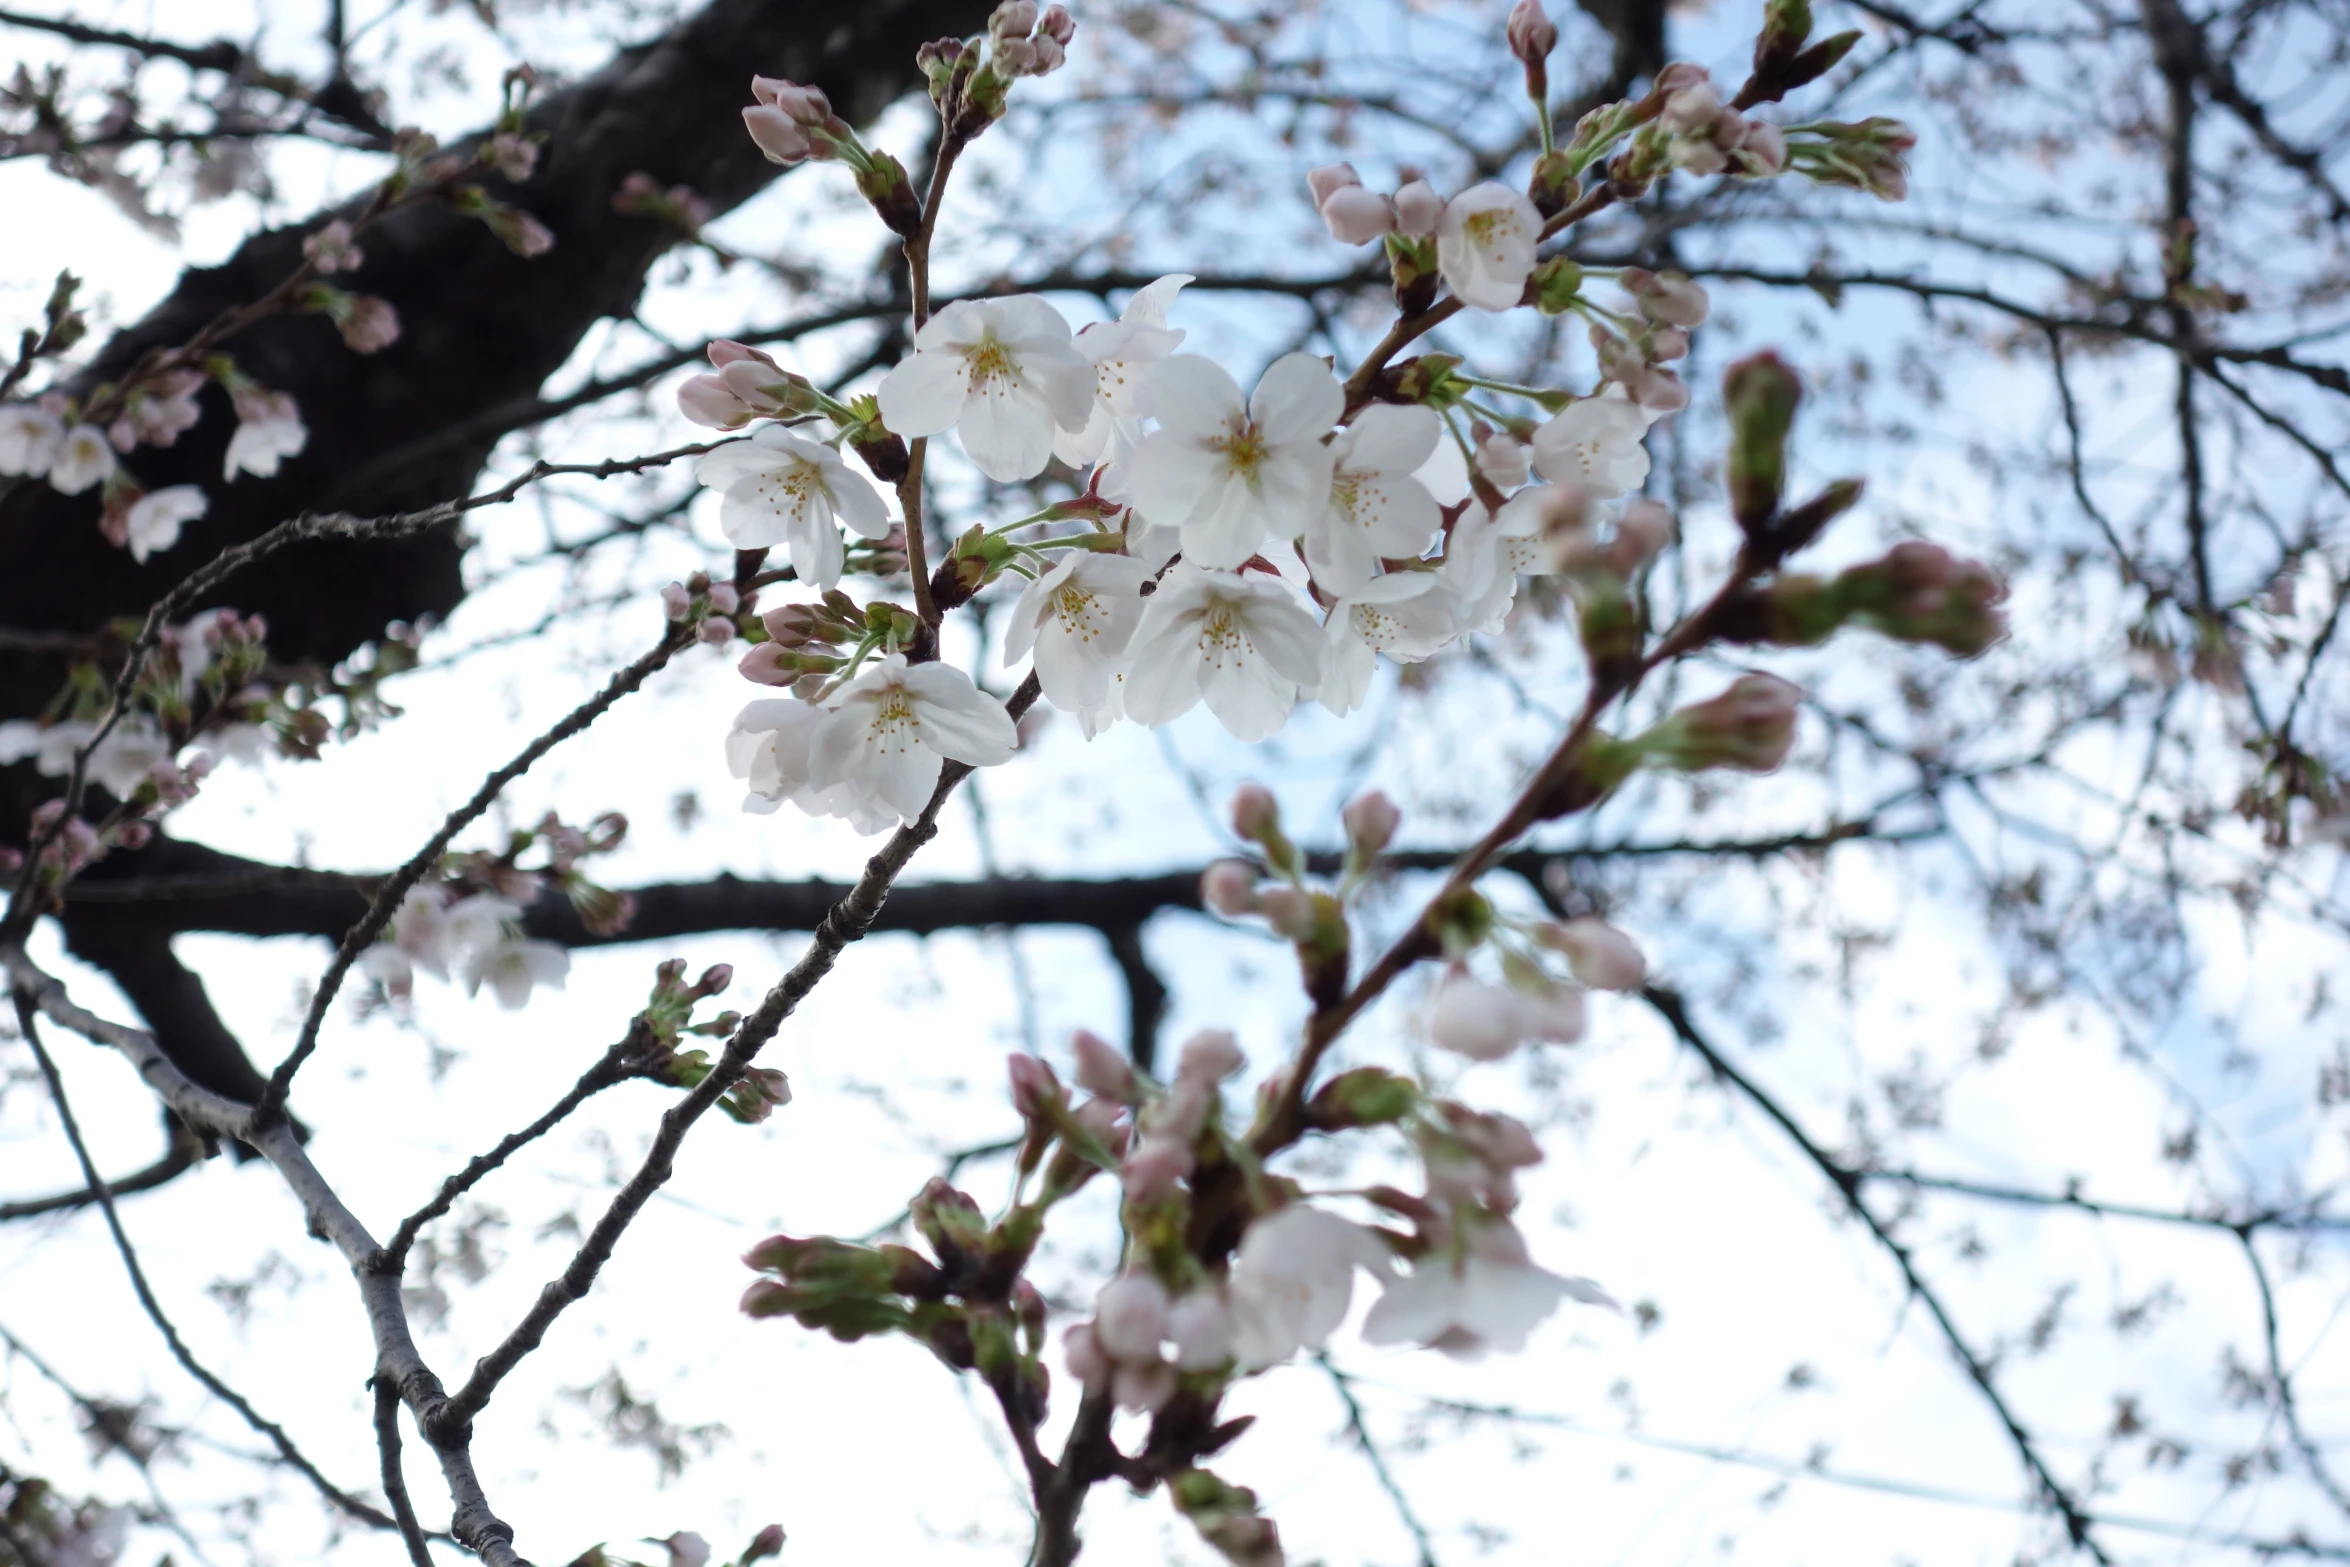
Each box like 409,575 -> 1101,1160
1230,783 -> 1281,842
698,617 -> 735,645
1176,1028 -> 1245,1084
1007,1053 -> 1066,1120
1201,860 -> 1259,916
677,374 -> 754,430
1393,178 -> 1443,237
742,1526 -> 786,1565
1341,790 -> 1401,859
1306,1065 -> 1421,1130
1722,351 -> 1802,534
1507,0 -> 1560,63
1535,917 -> 1647,990
1660,81 -> 1722,135
1642,673 -> 1802,773
1318,184 -> 1395,245
706,583 -> 740,615
1622,267 -> 1710,328
1071,1028 -> 1136,1100
1306,162 -> 1362,208
1257,886 -> 1317,940
742,105 -> 812,165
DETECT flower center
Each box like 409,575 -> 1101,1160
1196,599 -> 1253,667
1465,208 -> 1521,250
1349,602 -> 1404,650
1210,421 -> 1271,483
865,685 -> 921,752
1053,581 -> 1107,642
963,332 -> 1016,388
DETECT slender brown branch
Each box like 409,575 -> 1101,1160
2240,1228 -> 2350,1519
1317,1355 -> 1440,1567
373,1376 -> 437,1567
384,1024 -> 663,1268
0,1122 -> 204,1221
12,992 -> 397,1531
1642,985 -> 2112,1561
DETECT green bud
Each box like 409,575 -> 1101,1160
1529,150 -> 1579,218
854,151 -> 925,239
1532,731 -> 1641,820
1306,1066 -> 1421,1130
1425,887 -> 1494,957
1722,351 -> 1803,538
1383,232 -> 1440,315
912,1179 -> 988,1267
1530,255 -> 1585,315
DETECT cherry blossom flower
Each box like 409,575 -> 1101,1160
694,426 -> 889,589
48,424 -> 116,495
1530,385 -> 1657,496
1300,403 -> 1444,593
1318,571 -> 1460,716
124,485 -> 205,564
874,295 -> 1094,482
1437,183 -> 1542,311
223,389 -> 307,480
445,894 -> 570,1010
1128,352 -> 1342,569
726,699 -> 825,814
807,654 -> 1019,828
1227,1204 -> 1393,1369
1442,486 -> 1571,635
1362,1221 -> 1614,1360
359,887 -> 455,998
1003,551 -> 1152,719
461,932 -> 571,1010
1053,273 -> 1192,470
1122,564 -> 1326,741
0,403 -> 66,475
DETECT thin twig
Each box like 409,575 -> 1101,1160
1317,1355 -> 1440,1567
12,992 -> 397,1531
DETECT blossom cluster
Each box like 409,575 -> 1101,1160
356,811 -> 639,1009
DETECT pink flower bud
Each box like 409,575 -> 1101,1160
743,1525 -> 786,1564
661,582 -> 692,620
708,339 -> 777,370
750,77 -> 833,126
1176,1028 -> 1245,1084
1646,326 -> 1690,362
1737,119 -> 1788,175
991,0 -> 1041,39
742,105 -> 812,165
994,36 -> 1039,75
1392,178 -> 1443,237
1660,81 -> 1723,135
700,963 -> 734,993
1257,886 -> 1316,940
1652,62 -> 1711,94
1007,1053 -> 1066,1120
1428,965 -> 1526,1061
1120,1137 -> 1193,1203
1538,917 -> 1647,990
1318,184 -> 1397,245
115,820 -> 153,850
1039,4 -> 1076,44
1063,1323 -> 1111,1386
698,617 -> 735,645
1342,790 -> 1401,857
706,583 -> 741,615
1230,783 -> 1281,841
1649,673 -> 1802,772
1028,34 -> 1066,72
677,373 -> 754,429
1507,0 -> 1560,63
1073,1095 -> 1130,1156
339,295 -> 401,353
1306,162 -> 1363,209
1202,860 -> 1259,916
737,643 -> 796,685
1093,1271 -> 1171,1360
1072,1028 -> 1136,1099
1625,268 -> 1710,328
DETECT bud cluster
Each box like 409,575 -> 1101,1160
1717,541 -> 2011,657
736,591 -> 921,696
